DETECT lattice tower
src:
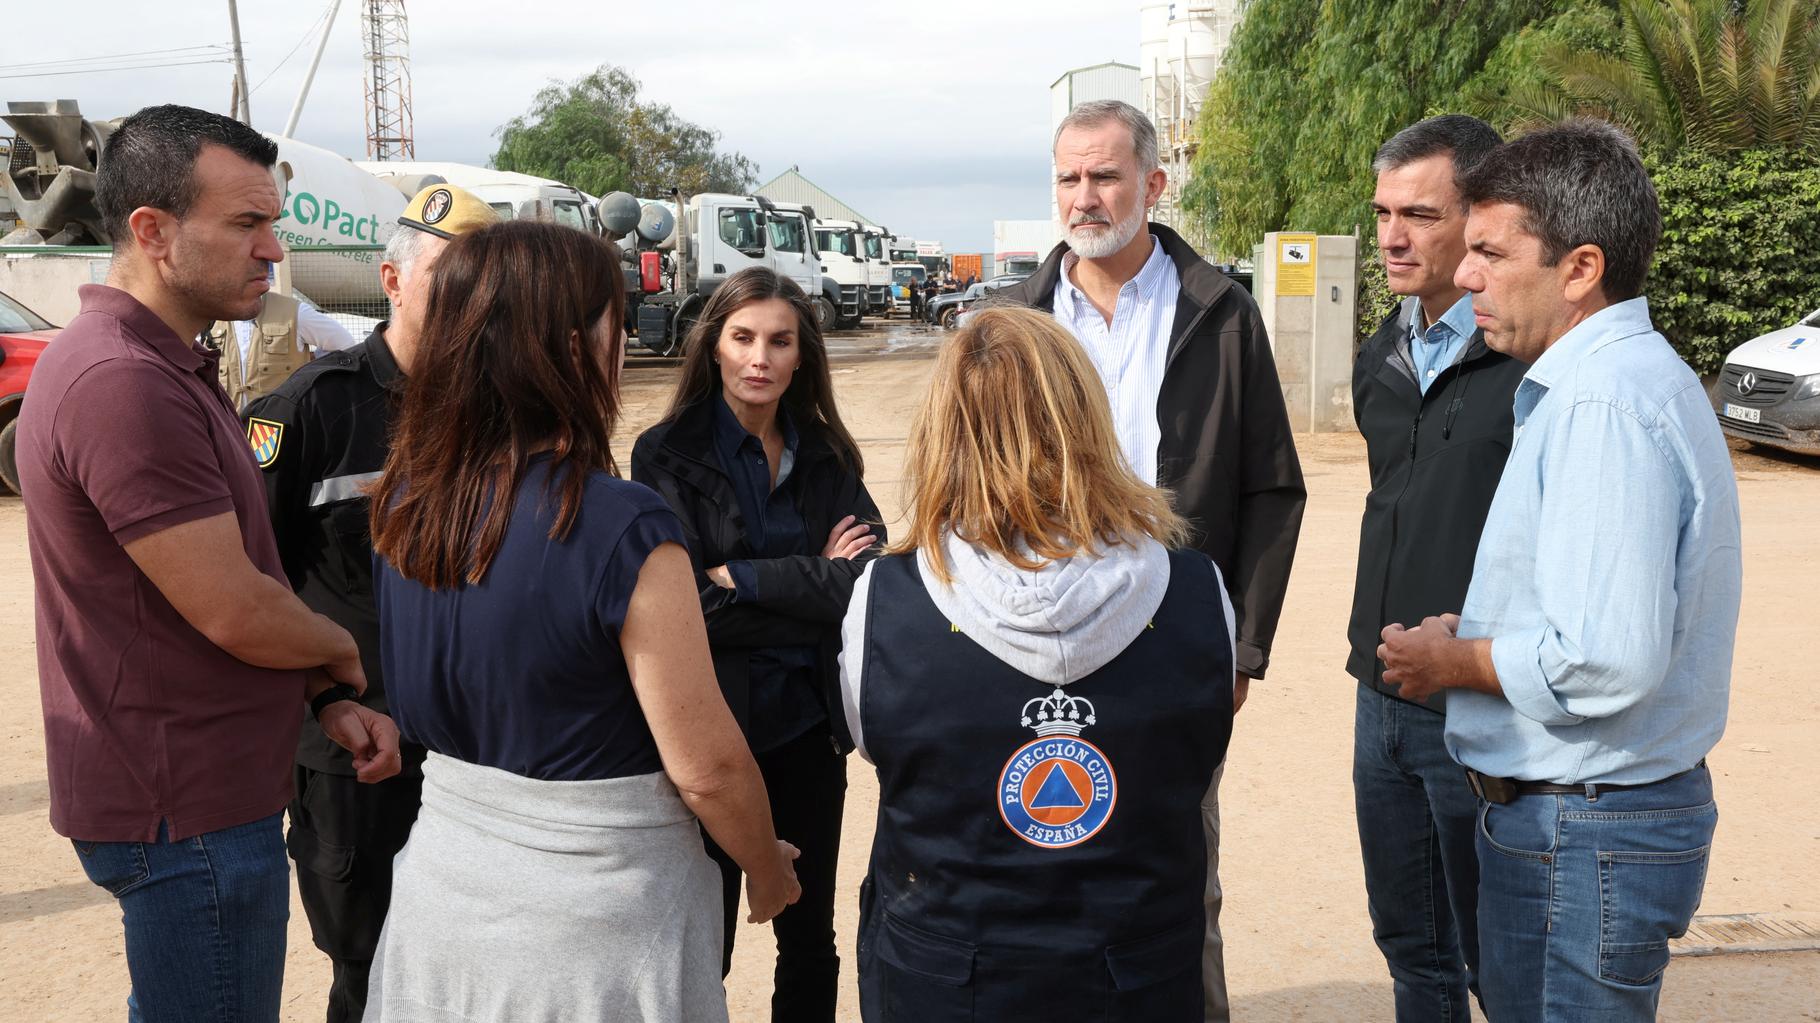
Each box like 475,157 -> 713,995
361,0 -> 415,160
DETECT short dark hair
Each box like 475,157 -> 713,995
95,104 -> 278,245
1458,118 -> 1661,301
1372,113 -> 1503,180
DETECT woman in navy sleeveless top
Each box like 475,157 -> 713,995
838,307 -> 1236,1021
362,222 -> 801,1022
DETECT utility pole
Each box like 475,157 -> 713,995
226,0 -> 253,125
284,0 -> 344,138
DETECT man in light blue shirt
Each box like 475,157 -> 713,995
1376,120 -> 1740,1022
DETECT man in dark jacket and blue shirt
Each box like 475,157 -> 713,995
242,183 -> 496,1023
1349,114 -> 1522,1020
999,99 -> 1305,1023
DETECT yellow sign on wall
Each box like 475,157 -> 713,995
1276,233 -> 1317,296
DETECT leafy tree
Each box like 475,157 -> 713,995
1495,0 -> 1820,154
1183,0 -> 1577,260
492,66 -> 758,198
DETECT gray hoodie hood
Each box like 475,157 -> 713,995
918,531 -> 1171,685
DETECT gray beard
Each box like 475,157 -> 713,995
1063,204 -> 1146,260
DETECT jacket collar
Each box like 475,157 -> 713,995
1019,223 -> 1235,367
656,394 -> 834,477
365,322 -> 404,389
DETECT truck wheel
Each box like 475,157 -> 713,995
813,296 -> 837,333
0,418 -> 20,497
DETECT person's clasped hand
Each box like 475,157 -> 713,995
821,515 -> 875,560
746,840 -> 803,924
1377,613 -> 1462,703
320,701 -> 404,783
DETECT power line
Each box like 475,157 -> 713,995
6,45 -> 229,71
251,1 -> 338,95
0,59 -> 233,82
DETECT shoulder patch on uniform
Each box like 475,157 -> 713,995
246,418 -> 284,468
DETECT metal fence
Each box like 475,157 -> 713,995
0,244 -> 388,339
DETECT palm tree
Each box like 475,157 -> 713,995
1501,0 -> 1820,153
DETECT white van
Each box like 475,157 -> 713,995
1711,310 -> 1820,455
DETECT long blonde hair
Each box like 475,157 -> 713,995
889,305 -> 1187,583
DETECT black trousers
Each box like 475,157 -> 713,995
286,763 -> 424,1023
706,726 -> 849,1023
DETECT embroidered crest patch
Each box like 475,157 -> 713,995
246,418 -> 284,468
998,687 -> 1117,849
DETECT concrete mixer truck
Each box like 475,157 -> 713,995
0,99 -> 407,322
605,190 -> 845,356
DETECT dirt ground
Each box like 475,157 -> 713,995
2,345 -> 1817,1022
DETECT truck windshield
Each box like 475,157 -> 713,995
864,236 -> 884,260
816,230 -> 854,256
893,266 -> 926,284
719,208 -> 764,252
768,216 -> 806,254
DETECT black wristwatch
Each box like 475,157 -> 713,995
309,683 -> 361,720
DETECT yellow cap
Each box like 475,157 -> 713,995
398,183 -> 498,239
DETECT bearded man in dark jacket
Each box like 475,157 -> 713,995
998,98 -> 1305,1023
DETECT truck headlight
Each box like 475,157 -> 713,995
1797,374 -> 1820,401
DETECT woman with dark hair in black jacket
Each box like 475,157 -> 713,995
631,266 -> 882,1022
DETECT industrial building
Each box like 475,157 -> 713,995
755,166 -> 880,227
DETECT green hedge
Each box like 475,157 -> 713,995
1648,149 -> 1820,375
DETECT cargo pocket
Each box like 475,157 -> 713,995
71,840 -> 150,897
287,821 -> 355,884
1105,917 -> 1203,1020
875,911 -> 975,1021
1597,845 -> 1710,986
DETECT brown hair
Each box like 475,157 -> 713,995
888,305 -> 1186,583
660,266 -> 862,473
369,220 -> 627,588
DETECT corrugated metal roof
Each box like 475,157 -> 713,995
1049,61 -> 1140,90
754,168 -> 876,227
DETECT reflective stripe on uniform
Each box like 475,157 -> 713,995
309,471 -> 383,507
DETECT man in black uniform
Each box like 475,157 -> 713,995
242,183 -> 496,1023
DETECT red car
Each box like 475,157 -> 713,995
0,289 -> 58,496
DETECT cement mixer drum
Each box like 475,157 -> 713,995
636,202 -> 675,245
598,192 -> 642,238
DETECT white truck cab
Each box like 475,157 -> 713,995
814,218 -> 868,328
862,227 -> 893,314
356,161 -> 600,232
634,193 -> 842,355
1711,310 -> 1820,455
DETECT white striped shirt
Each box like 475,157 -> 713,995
1050,235 -> 1180,486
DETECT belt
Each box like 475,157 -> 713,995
1464,761 -> 1706,805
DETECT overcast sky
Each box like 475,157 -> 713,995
6,2 -> 1142,251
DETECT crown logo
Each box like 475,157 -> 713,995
1020,687 -> 1097,737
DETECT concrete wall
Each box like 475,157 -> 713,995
1251,232 -> 1358,432
0,251 -> 111,326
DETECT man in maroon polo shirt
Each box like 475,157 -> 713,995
16,104 -> 401,1022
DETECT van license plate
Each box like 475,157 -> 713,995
1724,403 -> 1761,424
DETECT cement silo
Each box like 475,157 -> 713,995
1141,1 -> 1241,251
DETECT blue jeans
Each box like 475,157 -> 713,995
72,811 -> 290,1023
1476,765 -> 1716,1022
1352,685 -> 1481,1021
